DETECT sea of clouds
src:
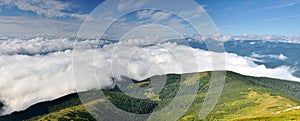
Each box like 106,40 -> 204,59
189,34 -> 300,44
0,36 -> 299,115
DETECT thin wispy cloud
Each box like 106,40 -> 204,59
117,0 -> 149,12
260,17 -> 281,22
136,10 -> 172,22
260,14 -> 300,22
285,14 -> 300,19
0,16 -> 80,35
264,2 -> 296,10
0,0 -> 87,20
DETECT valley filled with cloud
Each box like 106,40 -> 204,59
0,36 -> 299,115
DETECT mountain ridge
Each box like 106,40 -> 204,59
1,71 -> 300,121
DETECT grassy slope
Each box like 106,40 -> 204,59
180,72 -> 300,121
2,71 -> 300,121
234,108 -> 300,121
0,93 -> 82,121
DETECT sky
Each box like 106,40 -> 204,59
197,0 -> 300,35
0,0 -> 299,36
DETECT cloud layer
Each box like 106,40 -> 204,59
198,34 -> 300,44
0,37 -> 299,115
0,35 -> 99,55
251,52 -> 288,61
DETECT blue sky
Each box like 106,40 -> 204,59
197,0 -> 300,35
0,0 -> 299,36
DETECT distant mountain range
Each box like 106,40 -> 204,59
1,71 -> 300,121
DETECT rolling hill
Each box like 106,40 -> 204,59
1,71 -> 300,121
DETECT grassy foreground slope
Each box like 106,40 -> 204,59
179,72 -> 300,120
1,71 -> 300,121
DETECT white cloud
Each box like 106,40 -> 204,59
249,41 -> 256,45
214,35 -> 232,42
150,11 -> 172,22
179,7 -> 205,20
0,51 -> 75,115
137,9 -> 155,20
136,10 -> 173,22
0,0 -> 87,20
0,37 -> 299,115
166,18 -> 188,31
277,54 -> 288,60
117,0 -> 149,12
200,34 -> 300,44
251,52 -> 288,61
0,36 -> 102,55
66,0 -> 217,38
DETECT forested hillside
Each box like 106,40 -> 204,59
1,71 -> 300,121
